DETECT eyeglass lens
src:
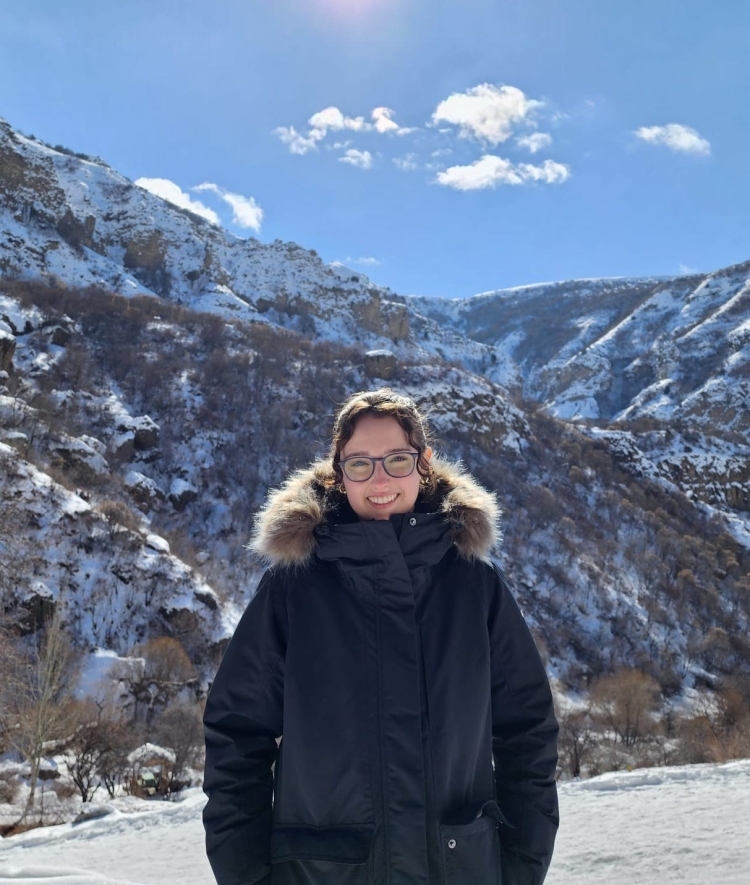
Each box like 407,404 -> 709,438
343,452 -> 417,481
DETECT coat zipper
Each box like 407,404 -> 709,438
375,588 -> 391,885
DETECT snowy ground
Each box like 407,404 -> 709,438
0,760 -> 748,885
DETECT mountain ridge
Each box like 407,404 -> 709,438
1,113 -> 748,716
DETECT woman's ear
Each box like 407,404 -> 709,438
424,447 -> 433,463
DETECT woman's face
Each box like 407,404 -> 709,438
340,415 -> 431,520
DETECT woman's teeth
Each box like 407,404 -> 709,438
368,494 -> 398,504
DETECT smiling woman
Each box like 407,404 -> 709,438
203,387 -> 559,885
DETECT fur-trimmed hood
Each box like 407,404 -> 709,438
249,456 -> 501,568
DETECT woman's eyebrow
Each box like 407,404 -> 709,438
342,448 -> 413,457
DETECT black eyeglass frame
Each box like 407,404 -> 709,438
338,450 -> 420,482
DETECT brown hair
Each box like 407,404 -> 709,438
329,388 -> 437,494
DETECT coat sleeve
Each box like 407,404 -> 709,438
203,569 -> 287,885
487,566 -> 559,885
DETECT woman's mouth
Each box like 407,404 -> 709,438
368,493 -> 399,506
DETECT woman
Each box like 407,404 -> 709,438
203,389 -> 559,885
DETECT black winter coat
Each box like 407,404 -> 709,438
203,458 -> 559,885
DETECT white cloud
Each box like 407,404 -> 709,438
274,125 -> 323,155
276,105 -> 416,155
634,123 -> 711,156
517,160 -> 570,183
435,155 -> 570,190
309,106 -> 369,138
371,107 -> 414,135
345,256 -> 381,266
135,177 -> 220,224
517,132 -> 553,154
393,153 -> 419,171
678,263 -> 700,275
432,84 -> 543,145
338,149 -> 373,170
193,183 -> 263,232
372,107 -> 400,133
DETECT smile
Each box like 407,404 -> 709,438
368,494 -> 399,505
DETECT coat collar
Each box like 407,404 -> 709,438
248,456 -> 501,569
314,511 -> 454,570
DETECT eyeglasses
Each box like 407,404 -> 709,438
339,451 -> 419,482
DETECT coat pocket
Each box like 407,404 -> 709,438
270,823 -> 374,885
439,800 -> 504,885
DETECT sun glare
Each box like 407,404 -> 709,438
315,0 -> 391,20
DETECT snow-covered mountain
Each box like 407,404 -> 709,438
411,266 -> 750,432
1,114 -> 749,709
412,267 -> 750,535
4,113 -> 748,437
0,116 -> 506,380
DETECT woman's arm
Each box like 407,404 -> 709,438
203,570 -> 287,885
487,566 -> 559,885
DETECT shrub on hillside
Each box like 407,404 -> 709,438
590,668 -> 661,747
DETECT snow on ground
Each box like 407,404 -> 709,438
547,759 -> 750,885
0,790 -> 213,885
0,760 -> 748,885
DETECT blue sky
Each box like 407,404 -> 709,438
1,0 -> 748,298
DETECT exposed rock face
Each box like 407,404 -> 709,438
56,209 -> 98,254
352,292 -> 410,342
50,435 -> 109,476
158,606 -> 200,636
0,330 -> 14,372
132,416 -> 160,451
364,349 -> 397,380
47,325 -> 71,346
124,471 -> 166,511
115,416 -> 160,452
195,590 -> 218,611
18,593 -> 56,635
0,123 -> 68,222
169,477 -> 198,512
123,232 -> 169,295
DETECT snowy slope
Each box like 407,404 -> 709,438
1,760 -> 748,885
2,111 -> 749,696
0,118 -> 507,381
411,266 -> 750,431
3,113 -> 749,426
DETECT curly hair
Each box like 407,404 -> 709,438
329,388 -> 437,494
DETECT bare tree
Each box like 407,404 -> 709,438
64,699 -> 132,802
153,701 -> 205,797
112,636 -> 197,725
557,707 -> 596,778
0,607 -> 81,822
682,679 -> 750,763
97,725 -> 134,799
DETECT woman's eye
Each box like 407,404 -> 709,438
350,459 -> 370,468
389,454 -> 409,463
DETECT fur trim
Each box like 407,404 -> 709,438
435,460 -> 501,563
249,456 -> 500,567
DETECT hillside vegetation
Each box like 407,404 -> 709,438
1,115 -> 749,823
